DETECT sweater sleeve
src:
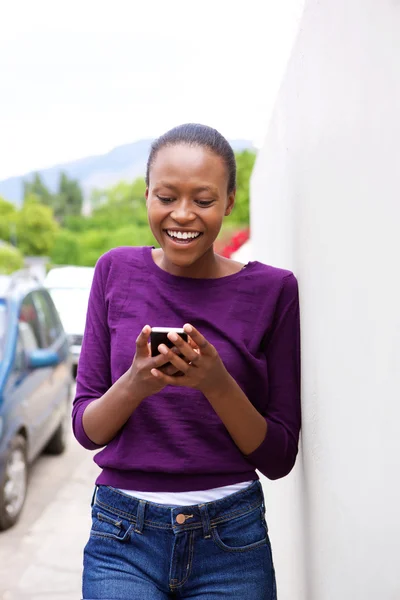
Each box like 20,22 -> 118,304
246,273 -> 301,480
72,253 -> 112,450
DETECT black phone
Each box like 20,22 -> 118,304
150,327 -> 188,357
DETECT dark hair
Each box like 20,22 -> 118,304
145,123 -> 236,194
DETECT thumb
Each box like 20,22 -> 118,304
135,325 -> 151,358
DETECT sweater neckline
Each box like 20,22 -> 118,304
142,246 -> 257,288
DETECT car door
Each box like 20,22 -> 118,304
7,293 -> 51,462
31,290 -> 71,444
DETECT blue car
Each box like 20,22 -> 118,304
0,271 -> 72,530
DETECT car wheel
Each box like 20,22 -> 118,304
44,404 -> 68,455
0,435 -> 28,531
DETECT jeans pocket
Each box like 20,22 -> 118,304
90,508 -> 133,542
211,506 -> 268,553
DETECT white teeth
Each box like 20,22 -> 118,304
167,230 -> 200,240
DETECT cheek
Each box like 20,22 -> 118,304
147,202 -> 163,224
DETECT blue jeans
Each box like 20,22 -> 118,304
82,481 -> 277,599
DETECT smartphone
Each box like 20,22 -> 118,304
150,327 -> 188,357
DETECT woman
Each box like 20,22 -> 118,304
73,123 -> 301,599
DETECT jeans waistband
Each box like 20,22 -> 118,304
92,481 -> 265,536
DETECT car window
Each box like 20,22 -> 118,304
19,294 -> 43,348
32,290 -> 61,347
13,329 -> 25,372
43,291 -> 65,337
13,321 -> 40,372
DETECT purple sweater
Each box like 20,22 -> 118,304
73,246 -> 301,491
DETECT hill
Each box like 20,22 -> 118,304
0,138 -> 253,208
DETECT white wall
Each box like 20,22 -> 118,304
253,2 -> 400,599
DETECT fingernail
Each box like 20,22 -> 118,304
158,345 -> 168,355
184,324 -> 193,333
151,369 -> 159,377
169,332 -> 178,342
142,325 -> 150,334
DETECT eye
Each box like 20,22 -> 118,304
195,200 -> 214,208
157,195 -> 174,203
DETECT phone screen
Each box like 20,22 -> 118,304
150,327 -> 188,357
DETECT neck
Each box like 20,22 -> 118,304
156,247 -> 223,279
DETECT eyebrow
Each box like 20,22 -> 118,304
156,182 -> 219,195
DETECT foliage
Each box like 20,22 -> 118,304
50,229 -> 81,266
23,172 -> 83,226
55,172 -> 84,224
23,173 -> 53,207
69,225 -> 156,267
77,229 -> 111,267
0,242 -> 24,274
16,195 -> 59,256
0,197 -> 18,244
108,225 -> 156,249
5,148 -> 255,267
89,180 -> 148,229
231,150 -> 256,226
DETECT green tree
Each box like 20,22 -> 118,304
54,172 -> 84,224
23,172 -> 84,226
108,224 -> 156,249
90,179 -> 148,229
78,229 -> 110,266
51,229 -> 81,265
23,173 -> 53,207
0,243 -> 24,274
231,150 -> 256,226
16,195 -> 59,256
0,197 -> 18,244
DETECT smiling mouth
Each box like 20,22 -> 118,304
164,230 -> 203,244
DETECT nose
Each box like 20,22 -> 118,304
171,200 -> 196,224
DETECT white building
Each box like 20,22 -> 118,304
251,1 -> 400,599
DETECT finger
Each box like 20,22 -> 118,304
135,325 -> 151,358
183,324 -> 212,354
151,351 -> 178,370
157,345 -> 193,373
151,369 -> 187,386
159,363 -> 181,376
188,336 -> 199,351
164,335 -> 199,364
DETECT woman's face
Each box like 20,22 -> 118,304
146,144 -> 235,269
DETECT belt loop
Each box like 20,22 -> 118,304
134,500 -> 146,535
90,486 -> 98,507
199,504 -> 211,539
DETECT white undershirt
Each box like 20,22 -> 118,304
117,480 -> 254,506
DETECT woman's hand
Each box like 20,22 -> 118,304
128,325 -> 182,401
150,324 -> 230,396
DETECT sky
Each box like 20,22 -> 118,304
0,0 -> 304,180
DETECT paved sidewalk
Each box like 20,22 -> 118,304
0,433 -> 99,600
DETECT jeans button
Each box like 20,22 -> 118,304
176,514 -> 186,524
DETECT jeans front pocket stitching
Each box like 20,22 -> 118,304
90,512 -> 134,542
96,512 -> 123,528
90,525 -> 134,542
210,500 -> 263,527
95,497 -> 137,523
211,525 -> 267,553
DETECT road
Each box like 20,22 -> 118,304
0,391 -> 99,600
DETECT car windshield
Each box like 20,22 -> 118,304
47,287 -> 91,331
0,301 -> 7,361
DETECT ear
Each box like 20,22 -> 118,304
145,187 -> 149,205
225,190 -> 236,216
